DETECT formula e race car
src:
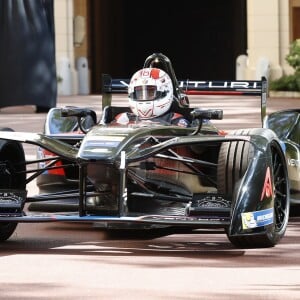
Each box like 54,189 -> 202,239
0,53 -> 291,248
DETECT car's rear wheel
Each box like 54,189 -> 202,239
0,128 -> 26,242
218,134 -> 289,248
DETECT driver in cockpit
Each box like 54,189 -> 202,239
112,67 -> 190,127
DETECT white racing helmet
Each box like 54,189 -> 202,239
128,68 -> 173,119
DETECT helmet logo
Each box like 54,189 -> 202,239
138,107 -> 153,118
141,68 -> 160,79
157,99 -> 171,108
150,68 -> 160,79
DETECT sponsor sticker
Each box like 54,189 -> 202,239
288,158 -> 300,167
241,208 -> 273,230
0,190 -> 26,208
177,119 -> 189,128
192,195 -> 231,208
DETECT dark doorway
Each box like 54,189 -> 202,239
292,7 -> 300,40
89,0 -> 247,93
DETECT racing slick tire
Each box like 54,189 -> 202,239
218,129 -> 290,248
0,128 -> 26,242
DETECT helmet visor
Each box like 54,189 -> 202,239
130,85 -> 160,101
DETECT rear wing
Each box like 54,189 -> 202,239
101,74 -> 268,126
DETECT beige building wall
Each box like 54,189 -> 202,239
54,0 -> 76,95
246,0 -> 288,80
53,0 -> 293,94
245,0 -> 298,80
279,0 -> 294,75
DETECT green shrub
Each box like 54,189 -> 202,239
286,39 -> 300,72
269,72 -> 300,91
270,39 -> 300,91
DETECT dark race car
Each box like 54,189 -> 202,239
0,53 -> 291,248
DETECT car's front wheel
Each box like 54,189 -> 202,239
218,135 -> 290,248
